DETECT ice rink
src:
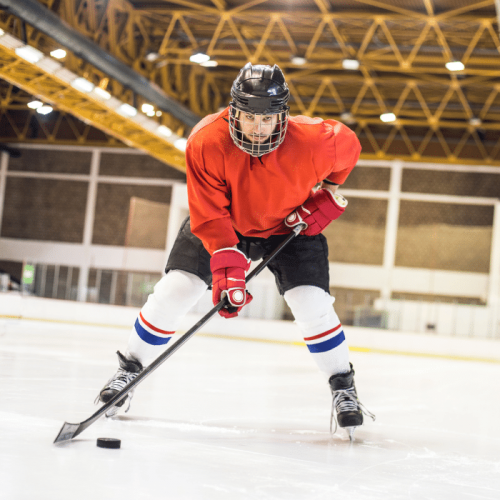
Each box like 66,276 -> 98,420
1,317 -> 499,500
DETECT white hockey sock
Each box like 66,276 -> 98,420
125,270 -> 207,366
284,285 -> 350,378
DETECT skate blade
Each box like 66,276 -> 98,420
345,426 -> 357,441
104,402 -> 123,418
104,394 -> 132,418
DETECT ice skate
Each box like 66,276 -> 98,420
328,363 -> 375,441
95,351 -> 143,418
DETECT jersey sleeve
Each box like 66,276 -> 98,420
185,138 -> 240,255
322,121 -> 361,185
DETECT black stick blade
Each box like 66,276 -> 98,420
54,422 -> 81,443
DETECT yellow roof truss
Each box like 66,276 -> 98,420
1,0 -> 499,168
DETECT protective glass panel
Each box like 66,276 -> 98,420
396,201 -> 493,272
323,197 -> 387,265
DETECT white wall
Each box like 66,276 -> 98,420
1,145 -> 499,336
1,293 -> 499,363
375,298 -> 493,338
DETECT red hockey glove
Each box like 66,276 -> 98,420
285,189 -> 347,236
210,248 -> 253,319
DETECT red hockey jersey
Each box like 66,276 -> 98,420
186,107 -> 361,255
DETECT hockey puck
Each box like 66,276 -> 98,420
96,438 -> 121,449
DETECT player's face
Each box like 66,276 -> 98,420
239,113 -> 278,144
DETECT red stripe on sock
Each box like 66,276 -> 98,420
304,323 -> 342,342
139,312 -> 174,336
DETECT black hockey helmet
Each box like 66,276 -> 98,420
229,63 -> 290,156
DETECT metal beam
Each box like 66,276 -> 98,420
495,0 -> 500,35
0,0 -> 200,128
0,35 -> 187,171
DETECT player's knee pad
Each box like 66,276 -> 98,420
284,285 -> 335,323
284,285 -> 338,334
151,270 -> 206,303
142,270 -> 207,328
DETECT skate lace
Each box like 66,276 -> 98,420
108,368 -> 138,392
330,388 -> 376,434
94,368 -> 139,413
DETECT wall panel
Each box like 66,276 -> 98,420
92,184 -> 172,246
1,177 -> 87,242
8,149 -> 91,174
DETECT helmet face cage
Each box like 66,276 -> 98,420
229,105 -> 289,157
229,63 -> 290,157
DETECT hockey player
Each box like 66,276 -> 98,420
96,63 -> 374,437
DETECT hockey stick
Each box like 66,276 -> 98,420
54,223 -> 305,443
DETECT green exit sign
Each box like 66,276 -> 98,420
22,264 -> 35,285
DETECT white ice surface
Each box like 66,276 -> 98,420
1,318 -> 499,500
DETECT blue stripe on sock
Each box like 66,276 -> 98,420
134,319 -> 172,346
306,330 -> 345,354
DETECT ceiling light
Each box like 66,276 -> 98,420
157,125 -> 173,137
190,53 -> 210,64
27,100 -> 43,109
37,105 -> 53,115
145,52 -> 159,62
71,77 -> 95,93
141,103 -> 155,114
15,45 -> 43,64
174,138 -> 188,152
469,117 -> 482,127
340,112 -> 356,124
93,87 -> 111,100
445,61 -> 464,72
342,59 -> 360,70
291,56 -> 307,66
118,103 -> 137,117
50,49 -> 67,59
380,112 -> 396,123
201,60 -> 218,67
0,29 -> 5,36
156,111 -> 162,117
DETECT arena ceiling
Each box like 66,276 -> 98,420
0,0 -> 499,171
